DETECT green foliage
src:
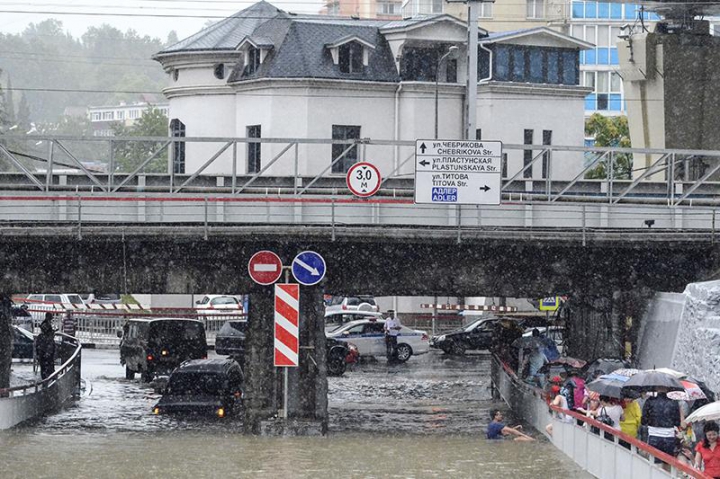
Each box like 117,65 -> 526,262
0,20 -> 167,124
585,114 -> 632,180
111,106 -> 169,173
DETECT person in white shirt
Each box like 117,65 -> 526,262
383,310 -> 401,362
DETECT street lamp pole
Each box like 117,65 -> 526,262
435,46 -> 459,140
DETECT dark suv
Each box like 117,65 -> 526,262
153,358 -> 243,417
430,318 -> 499,355
118,318 -> 208,382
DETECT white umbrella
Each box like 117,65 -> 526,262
685,401 -> 720,423
654,367 -> 685,378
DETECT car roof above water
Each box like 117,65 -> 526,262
126,317 -> 204,324
175,358 -> 239,374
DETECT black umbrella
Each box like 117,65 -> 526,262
621,370 -> 684,392
581,358 -> 629,381
586,377 -> 626,399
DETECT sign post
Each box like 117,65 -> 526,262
414,139 -> 502,205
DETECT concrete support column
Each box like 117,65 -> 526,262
243,285 -> 276,434
296,286 -> 327,428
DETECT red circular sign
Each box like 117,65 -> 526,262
248,250 -> 283,285
346,162 -> 381,198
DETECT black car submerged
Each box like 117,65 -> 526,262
153,358 -> 243,418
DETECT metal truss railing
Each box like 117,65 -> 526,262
0,135 -> 719,206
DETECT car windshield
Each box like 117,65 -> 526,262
67,295 -> 84,305
211,297 -> 238,305
464,319 -> 485,332
166,372 -> 225,396
225,321 -> 247,333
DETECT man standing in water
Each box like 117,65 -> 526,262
383,310 -> 401,362
487,410 -> 535,441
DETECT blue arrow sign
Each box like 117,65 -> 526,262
291,251 -> 326,286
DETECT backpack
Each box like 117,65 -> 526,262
572,377 -> 586,410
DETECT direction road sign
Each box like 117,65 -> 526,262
414,139 -> 502,205
346,162 -> 381,197
274,283 -> 299,367
291,251 -> 326,286
248,250 -> 283,285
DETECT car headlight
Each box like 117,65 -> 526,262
436,335 -> 446,342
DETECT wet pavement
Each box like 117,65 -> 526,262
0,349 -> 593,478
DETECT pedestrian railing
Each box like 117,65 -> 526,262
549,405 -> 710,479
0,332 -> 81,429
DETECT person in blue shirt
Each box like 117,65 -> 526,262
487,410 -> 535,441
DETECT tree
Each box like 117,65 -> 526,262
585,114 -> 632,180
112,106 -> 169,173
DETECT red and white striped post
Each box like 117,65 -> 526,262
274,283 -> 299,367
274,283 -> 299,419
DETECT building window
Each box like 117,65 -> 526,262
91,112 -> 101,121
245,48 -> 261,75
214,64 -> 225,80
523,129 -> 533,179
479,2 -> 493,18
339,43 -> 364,74
377,1 -> 399,14
432,0 -> 443,13
170,119 -> 186,174
116,111 -> 125,120
172,69 -> 179,81
476,129 -> 482,140
542,130 -> 552,179
526,0 -> 544,19
512,48 -> 526,82
129,109 -> 140,119
502,153 -> 508,178
446,58 -> 458,83
247,125 -> 261,174
331,125 -> 360,173
102,111 -> 114,120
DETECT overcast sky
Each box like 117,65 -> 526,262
0,0 -> 326,40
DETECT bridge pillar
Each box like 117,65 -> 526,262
0,294 -> 12,391
243,284 -> 327,435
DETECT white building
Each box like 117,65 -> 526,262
88,100 -> 169,137
152,0 -> 592,180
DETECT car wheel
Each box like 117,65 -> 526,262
396,344 -> 412,362
327,355 -> 346,376
125,366 -> 135,380
451,342 -> 466,356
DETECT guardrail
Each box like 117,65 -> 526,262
490,355 -> 710,479
0,135 -> 719,206
549,406 -> 710,479
0,333 -> 82,429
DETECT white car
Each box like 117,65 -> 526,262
326,318 -> 429,362
23,293 -> 88,322
195,295 -> 243,318
325,296 -> 379,315
324,310 -> 384,332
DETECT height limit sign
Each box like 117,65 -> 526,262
414,139 -> 502,205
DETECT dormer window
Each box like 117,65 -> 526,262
326,36 -> 375,75
339,43 -> 364,73
245,48 -> 261,75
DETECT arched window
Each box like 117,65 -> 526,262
170,119 -> 186,174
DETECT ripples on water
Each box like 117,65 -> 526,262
0,350 -> 592,478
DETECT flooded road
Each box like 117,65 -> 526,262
0,349 -> 592,478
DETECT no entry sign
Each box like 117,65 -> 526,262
274,283 -> 299,367
248,250 -> 283,285
346,162 -> 381,198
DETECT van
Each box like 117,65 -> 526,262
118,318 -> 208,382
24,293 -> 87,323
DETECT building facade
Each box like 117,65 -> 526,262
88,101 -> 169,137
152,1 -> 591,180
322,0 -> 403,19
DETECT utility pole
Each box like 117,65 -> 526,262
465,0 -> 481,140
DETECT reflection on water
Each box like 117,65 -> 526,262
0,350 -> 592,478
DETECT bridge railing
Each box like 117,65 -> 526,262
0,135 -> 719,206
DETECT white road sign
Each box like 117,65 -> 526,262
346,162 -> 381,197
414,139 -> 502,205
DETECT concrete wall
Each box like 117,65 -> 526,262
637,280 -> 720,393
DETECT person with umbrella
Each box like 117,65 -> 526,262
694,422 -> 720,478
641,387 -> 685,462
